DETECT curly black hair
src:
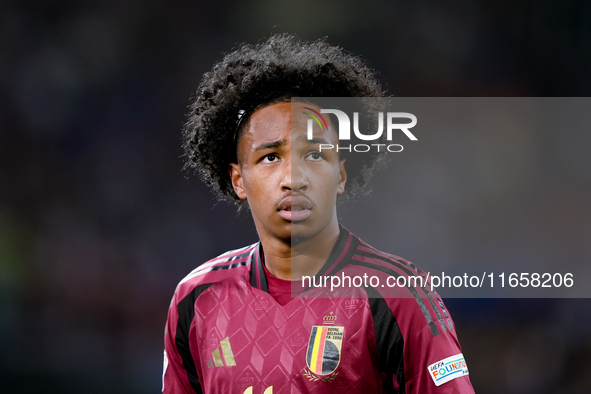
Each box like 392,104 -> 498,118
182,34 -> 388,207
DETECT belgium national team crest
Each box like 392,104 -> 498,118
306,325 -> 344,375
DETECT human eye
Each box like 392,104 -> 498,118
306,151 -> 324,161
261,153 -> 279,163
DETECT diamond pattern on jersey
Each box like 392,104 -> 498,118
193,277 -> 386,393
195,288 -> 220,319
220,289 -> 246,320
244,303 -> 264,338
262,364 -> 290,392
285,330 -> 307,355
235,366 -> 257,392
229,328 -> 251,358
255,326 -> 281,356
279,343 -> 295,372
206,327 -> 222,348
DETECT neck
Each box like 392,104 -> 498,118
258,218 -> 341,281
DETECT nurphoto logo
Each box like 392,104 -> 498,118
304,107 -> 417,153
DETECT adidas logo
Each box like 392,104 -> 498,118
207,337 -> 236,368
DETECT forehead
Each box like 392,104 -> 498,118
247,101 -> 293,137
240,101 -> 337,146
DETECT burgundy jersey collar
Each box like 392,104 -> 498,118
249,225 -> 357,293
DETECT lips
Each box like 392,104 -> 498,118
276,196 -> 312,222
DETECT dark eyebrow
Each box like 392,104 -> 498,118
253,136 -> 331,152
254,139 -> 288,152
295,135 -> 331,145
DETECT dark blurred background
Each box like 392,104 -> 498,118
1,0 -> 590,393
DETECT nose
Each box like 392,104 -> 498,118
280,161 -> 308,192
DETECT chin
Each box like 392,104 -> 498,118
263,217 -> 323,245
266,221 -> 295,243
288,221 -> 320,244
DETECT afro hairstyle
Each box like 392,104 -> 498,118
182,34 -> 388,207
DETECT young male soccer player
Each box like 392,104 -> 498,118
163,35 -> 474,393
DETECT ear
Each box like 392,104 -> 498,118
337,158 -> 347,195
229,163 -> 247,200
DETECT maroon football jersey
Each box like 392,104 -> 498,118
163,226 -> 474,393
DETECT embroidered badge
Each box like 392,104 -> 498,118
306,325 -> 344,375
427,353 -> 469,386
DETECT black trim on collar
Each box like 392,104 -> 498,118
249,225 -> 353,294
301,225 -> 358,293
249,243 -> 268,292
316,225 -> 358,277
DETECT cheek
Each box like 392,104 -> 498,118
328,162 -> 342,184
242,169 -> 274,203
242,176 -> 260,199
312,165 -> 341,193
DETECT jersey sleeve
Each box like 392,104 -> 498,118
162,290 -> 202,394
369,289 -> 474,393
401,318 -> 474,393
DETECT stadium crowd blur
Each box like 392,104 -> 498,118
1,0 -> 590,393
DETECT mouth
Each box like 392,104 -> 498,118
278,206 -> 312,222
277,196 -> 312,222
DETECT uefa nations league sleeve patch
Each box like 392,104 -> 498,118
427,353 -> 469,386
